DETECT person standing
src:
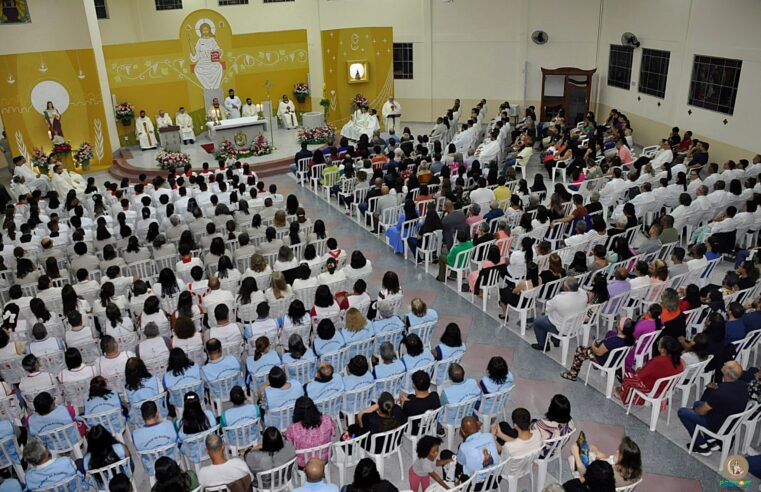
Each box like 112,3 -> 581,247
176,107 -> 196,144
382,97 -> 402,131
135,110 -> 156,150
224,89 -> 242,119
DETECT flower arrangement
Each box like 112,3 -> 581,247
293,82 -> 310,102
53,142 -> 71,155
155,150 -> 190,169
30,148 -> 50,176
297,125 -> 335,145
215,135 -> 274,162
352,93 -> 368,108
74,142 -> 93,170
114,102 -> 134,125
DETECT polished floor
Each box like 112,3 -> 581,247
270,172 -> 731,491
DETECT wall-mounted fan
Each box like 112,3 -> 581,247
621,32 -> 641,48
531,30 -> 549,45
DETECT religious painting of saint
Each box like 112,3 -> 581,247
188,18 -> 224,90
0,0 -> 31,24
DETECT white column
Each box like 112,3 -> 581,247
81,0 -> 120,153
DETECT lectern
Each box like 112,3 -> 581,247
159,125 -> 181,152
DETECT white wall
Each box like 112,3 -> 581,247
0,0 -> 91,55
596,0 -> 761,158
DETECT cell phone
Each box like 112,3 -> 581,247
576,431 -> 590,467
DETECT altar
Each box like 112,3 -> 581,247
206,117 -> 268,147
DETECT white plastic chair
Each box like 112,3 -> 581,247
206,373 -> 242,416
0,434 -> 25,482
535,430 -> 577,492
314,393 -> 343,424
632,330 -> 661,370
331,433 -> 370,484
37,422 -> 84,459
363,423 -> 408,479
181,425 -> 220,473
135,442 -> 182,484
626,372 -> 683,431
408,321 -> 436,348
415,230 -> 442,274
688,403 -> 758,471
500,449 -> 541,492
86,457 -> 134,492
504,285 -> 539,336
440,398 -> 479,449
267,404 -> 296,432
252,457 -> 296,492
28,474 -> 84,492
616,478 -> 643,491
544,310 -> 586,366
671,356 -> 714,409
402,408 -> 442,457
223,418 -> 260,455
295,442 -> 333,484
82,407 -> 127,440
584,345 -> 629,399
373,373 -> 405,400
478,386 -> 514,430
444,248 -> 473,293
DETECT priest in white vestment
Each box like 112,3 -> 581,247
241,98 -> 259,119
156,110 -> 172,129
50,164 -> 86,195
341,107 -> 371,140
278,95 -> 298,129
12,156 -> 50,194
224,89 -> 242,119
474,130 -> 501,165
176,107 -> 196,144
382,97 -> 401,131
430,117 -> 447,143
135,110 -> 156,150
207,98 -> 226,124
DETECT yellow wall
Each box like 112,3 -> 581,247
321,27 -> 393,127
0,48 -> 113,171
102,9 -> 309,145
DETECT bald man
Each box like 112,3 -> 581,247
678,360 -> 748,455
455,416 -> 499,484
292,459 -> 338,492
198,433 -> 252,489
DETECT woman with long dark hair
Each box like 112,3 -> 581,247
284,396 -> 335,467
163,348 -> 202,408
177,391 -> 217,462
152,456 -> 198,492
124,357 -> 165,420
83,424 -> 130,475
619,335 -> 683,405
244,427 -> 295,486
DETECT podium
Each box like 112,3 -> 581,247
387,112 -> 401,131
159,125 -> 181,152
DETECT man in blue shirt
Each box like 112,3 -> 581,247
132,401 -> 179,476
22,437 -> 87,492
202,338 -> 243,399
743,298 -> 761,335
292,459 -> 338,492
305,363 -> 344,401
27,392 -> 79,449
725,302 -> 747,344
456,416 -> 500,483
440,364 -> 482,425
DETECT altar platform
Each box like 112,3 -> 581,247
109,126 -> 323,180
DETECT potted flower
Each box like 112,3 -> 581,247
74,142 -> 93,170
297,125 -> 336,145
293,82 -> 310,104
30,147 -> 49,176
114,102 -> 135,126
155,150 -> 190,170
352,93 -> 368,109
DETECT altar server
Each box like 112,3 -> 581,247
224,88 -> 242,119
12,156 -> 50,194
278,95 -> 298,129
241,98 -> 259,119
382,96 -> 402,131
176,107 -> 196,144
135,110 -> 157,150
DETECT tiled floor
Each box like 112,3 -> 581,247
267,171 -> 734,492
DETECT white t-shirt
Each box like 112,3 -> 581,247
138,337 -> 169,360
504,430 -> 543,458
97,351 -> 135,378
197,458 -> 251,487
59,364 -> 97,384
65,325 -> 98,347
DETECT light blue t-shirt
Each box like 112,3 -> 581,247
83,392 -> 124,435
292,481 -> 339,492
246,350 -> 282,388
305,376 -> 344,402
341,372 -> 375,413
406,308 -> 439,326
0,420 -> 19,465
373,360 -> 406,380
163,364 -> 203,407
28,406 -> 79,450
282,349 -> 318,381
131,420 -> 179,475
478,374 -> 515,415
0,478 -> 21,492
457,431 -> 500,481
264,384 -> 304,415
440,379 -> 482,425
24,456 -> 86,492
125,376 -> 167,424
222,404 -> 260,428
313,332 -> 345,357
402,351 -> 436,372
371,316 -> 405,335
202,355 -> 243,398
